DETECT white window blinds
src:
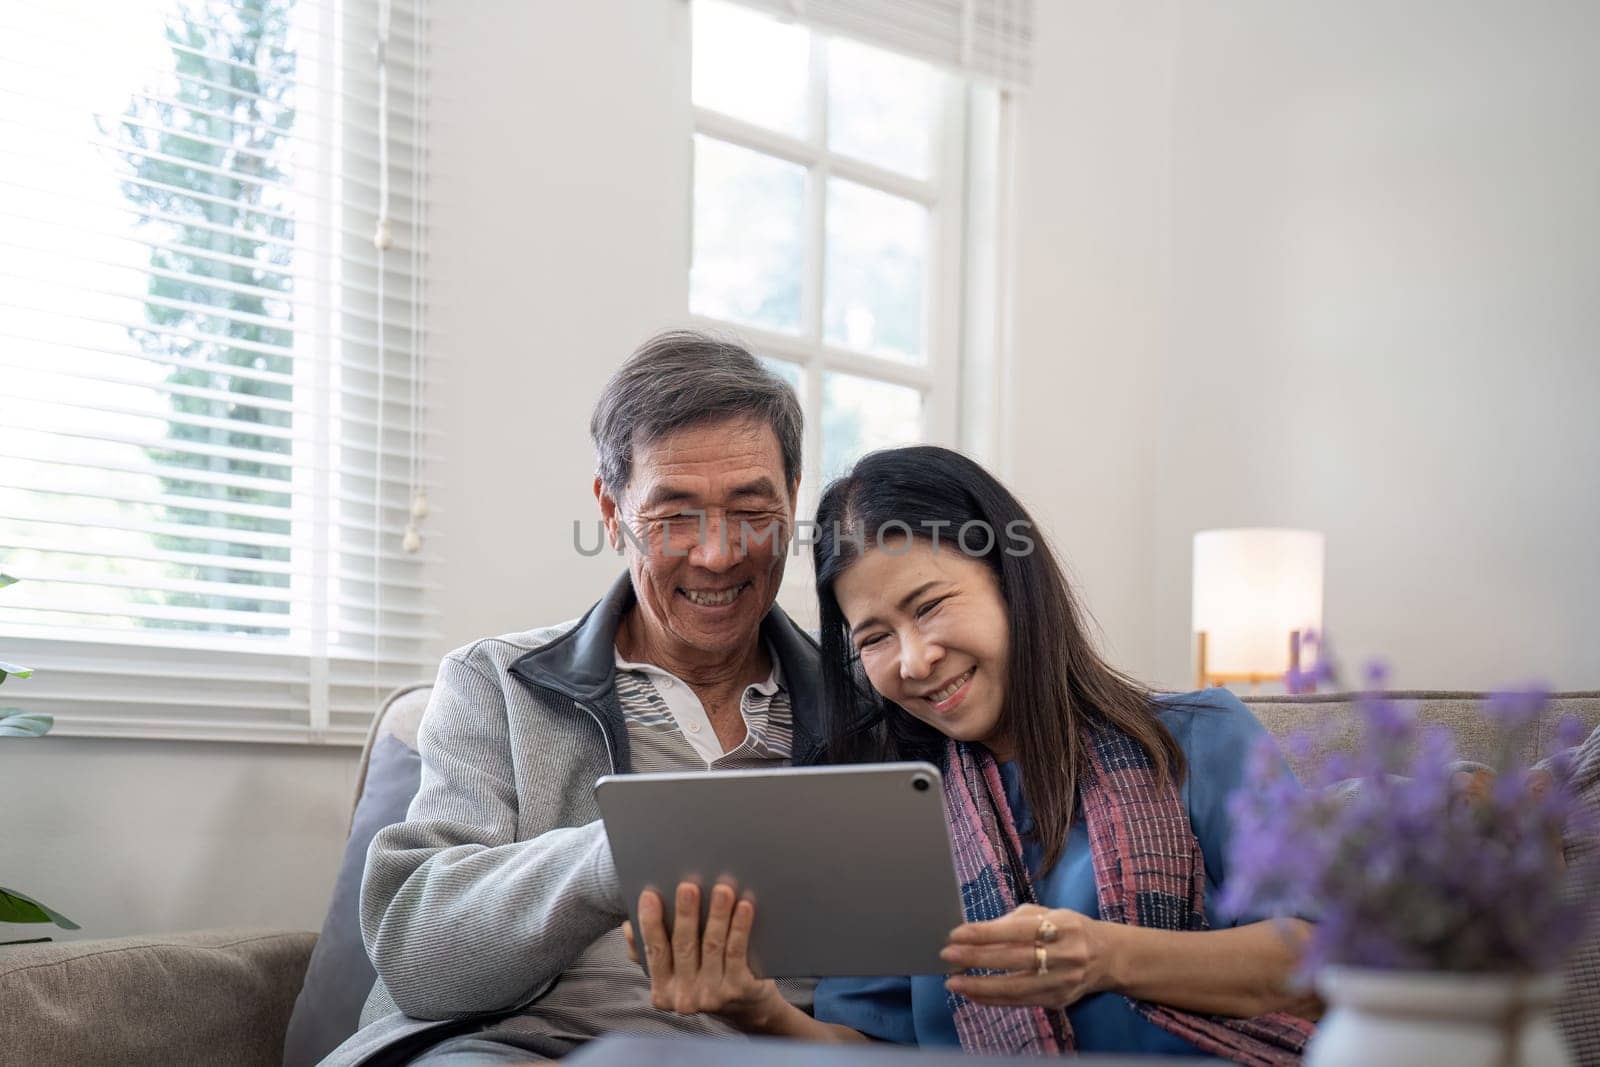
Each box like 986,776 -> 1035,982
725,0 -> 1035,90
0,0 -> 435,744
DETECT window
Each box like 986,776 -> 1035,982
0,0 -> 433,743
689,0 -> 968,504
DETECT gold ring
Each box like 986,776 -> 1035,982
1034,944 -> 1049,975
1036,916 -> 1059,944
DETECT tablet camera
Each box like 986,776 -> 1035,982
911,773 -> 932,792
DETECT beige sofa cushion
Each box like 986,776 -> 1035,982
0,928 -> 315,1067
1242,691 -> 1600,782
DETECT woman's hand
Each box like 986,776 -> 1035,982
622,880 -> 787,1030
940,903 -> 1112,1009
947,905 -> 1319,1019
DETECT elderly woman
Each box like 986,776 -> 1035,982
630,446 -> 1318,1062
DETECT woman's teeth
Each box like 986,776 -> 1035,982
683,584 -> 746,607
930,668 -> 975,703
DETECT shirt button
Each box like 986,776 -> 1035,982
686,721 -> 701,733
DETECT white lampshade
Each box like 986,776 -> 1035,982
1192,528 -> 1325,677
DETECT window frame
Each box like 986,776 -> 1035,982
687,16 -> 970,528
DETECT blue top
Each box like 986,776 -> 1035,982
813,688 -> 1294,1055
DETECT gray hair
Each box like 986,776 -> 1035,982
590,330 -> 803,498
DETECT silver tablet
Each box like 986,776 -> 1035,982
596,762 -> 963,978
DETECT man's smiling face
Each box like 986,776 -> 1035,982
597,415 -> 797,669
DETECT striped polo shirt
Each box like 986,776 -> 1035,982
613,641 -> 794,769
493,640 -> 814,1045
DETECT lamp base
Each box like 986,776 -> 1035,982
1194,630 -> 1304,691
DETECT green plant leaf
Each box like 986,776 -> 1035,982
0,887 -> 78,929
0,660 -> 33,684
0,892 -> 48,924
0,710 -> 53,738
0,573 -> 17,590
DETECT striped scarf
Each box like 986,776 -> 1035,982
943,729 -> 1315,1063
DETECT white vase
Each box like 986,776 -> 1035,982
1307,967 -> 1572,1067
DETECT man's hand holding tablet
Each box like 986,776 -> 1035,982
620,880 -> 872,1042
622,882 -> 773,1024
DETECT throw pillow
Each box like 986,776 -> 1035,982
281,733 -> 422,1067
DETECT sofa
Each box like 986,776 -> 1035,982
3,688 -> 1596,1067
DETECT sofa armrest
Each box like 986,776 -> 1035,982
0,927 -> 316,1067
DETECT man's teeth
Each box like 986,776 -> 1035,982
683,584 -> 745,607
930,669 -> 975,703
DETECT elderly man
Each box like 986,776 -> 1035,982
325,331 -> 820,1065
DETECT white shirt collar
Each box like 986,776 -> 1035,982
613,640 -> 784,696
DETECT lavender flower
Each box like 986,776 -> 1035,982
1227,655 -> 1592,975
1284,630 -> 1339,695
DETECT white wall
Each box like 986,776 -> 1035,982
427,0 -> 692,653
1009,0 -> 1600,691
1154,0 -> 1600,691
1006,0 -> 1177,677
0,742 -> 355,941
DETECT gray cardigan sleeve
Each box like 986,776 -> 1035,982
358,654 -> 627,1020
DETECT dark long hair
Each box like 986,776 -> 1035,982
813,446 -> 1184,874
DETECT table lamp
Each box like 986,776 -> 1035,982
1191,528 -> 1325,690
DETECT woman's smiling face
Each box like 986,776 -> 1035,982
832,535 -> 1013,759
